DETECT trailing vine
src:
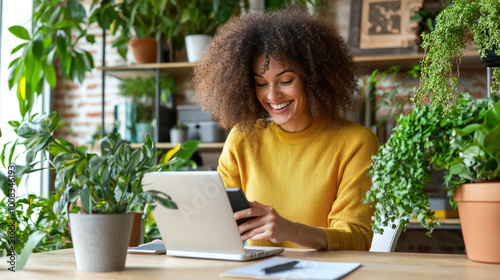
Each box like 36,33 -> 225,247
415,0 -> 500,107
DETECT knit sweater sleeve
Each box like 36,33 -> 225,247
217,127 -> 244,190
322,126 -> 379,251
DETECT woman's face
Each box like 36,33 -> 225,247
253,55 -> 312,133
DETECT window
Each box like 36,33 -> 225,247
0,0 -> 47,197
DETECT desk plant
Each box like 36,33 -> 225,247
0,112 -> 200,271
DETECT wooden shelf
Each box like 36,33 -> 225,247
130,142 -> 224,151
98,51 -> 483,79
98,62 -> 201,80
409,218 -> 460,225
353,51 -> 482,74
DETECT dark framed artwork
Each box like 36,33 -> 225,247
349,0 -> 424,56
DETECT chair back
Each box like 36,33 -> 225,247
369,220 -> 402,252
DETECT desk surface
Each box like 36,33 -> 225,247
1,248 -> 499,279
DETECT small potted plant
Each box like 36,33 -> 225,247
177,0 -> 219,62
117,76 -> 177,143
90,0 -> 180,63
170,122 -> 188,144
0,112 -> 200,271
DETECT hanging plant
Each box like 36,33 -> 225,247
415,0 -> 500,107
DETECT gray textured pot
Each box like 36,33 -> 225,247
69,213 -> 134,272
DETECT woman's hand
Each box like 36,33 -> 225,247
234,201 -> 294,244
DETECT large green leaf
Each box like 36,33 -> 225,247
9,25 -> 30,40
485,103 -> 500,130
11,43 -> 28,55
68,0 -> 86,20
42,62 -> 57,88
0,172 -> 12,197
484,126 -> 500,155
81,184 -> 92,214
16,231 -> 47,270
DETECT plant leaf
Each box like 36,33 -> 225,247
9,25 -> 30,40
16,231 -> 47,270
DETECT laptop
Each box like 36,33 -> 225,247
141,171 -> 284,261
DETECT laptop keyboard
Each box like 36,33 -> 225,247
245,249 -> 266,257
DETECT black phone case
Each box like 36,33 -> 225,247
226,188 -> 255,226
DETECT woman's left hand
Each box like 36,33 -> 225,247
234,201 -> 294,243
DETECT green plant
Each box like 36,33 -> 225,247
172,122 -> 188,130
410,0 -> 450,33
364,93 -> 500,235
179,0 -> 218,36
415,0 -> 500,107
90,0 -> 181,59
0,194 -> 72,258
8,0 -> 94,120
118,77 -> 177,122
445,103 -> 500,198
0,111 -> 200,269
362,66 -> 414,128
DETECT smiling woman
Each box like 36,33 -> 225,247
192,7 -> 379,252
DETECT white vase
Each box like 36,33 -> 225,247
170,128 -> 188,144
69,213 -> 134,272
185,34 -> 212,63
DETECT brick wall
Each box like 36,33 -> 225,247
52,1 -> 128,145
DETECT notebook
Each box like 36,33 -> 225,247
220,256 -> 361,280
141,171 -> 284,261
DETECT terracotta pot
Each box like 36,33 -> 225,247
129,37 -> 157,64
129,212 -> 144,247
454,182 -> 500,263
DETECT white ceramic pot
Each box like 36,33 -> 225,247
185,34 -> 212,63
69,213 -> 134,272
170,128 -> 188,144
198,121 -> 225,143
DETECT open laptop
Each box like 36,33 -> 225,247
141,171 -> 284,261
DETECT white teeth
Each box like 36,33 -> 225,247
270,101 -> 291,110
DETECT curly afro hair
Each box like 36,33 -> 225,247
192,7 -> 357,132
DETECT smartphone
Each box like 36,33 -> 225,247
226,188 -> 255,226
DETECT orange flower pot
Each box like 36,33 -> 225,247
454,182 -> 500,263
129,37 -> 157,64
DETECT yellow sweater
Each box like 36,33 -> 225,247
218,119 -> 379,251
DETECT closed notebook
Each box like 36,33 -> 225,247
220,256 -> 361,280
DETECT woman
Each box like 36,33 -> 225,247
192,8 -> 379,251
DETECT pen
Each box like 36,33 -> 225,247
262,260 -> 299,274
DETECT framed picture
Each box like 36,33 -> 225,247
349,0 -> 423,56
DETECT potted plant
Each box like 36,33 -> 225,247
365,93 -> 500,263
117,76 -> 177,143
170,122 -> 188,144
364,0 -> 500,263
414,0 -> 500,106
90,0 -> 180,63
0,111 -> 201,271
178,0 -> 218,62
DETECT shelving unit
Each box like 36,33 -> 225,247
98,50 -> 484,149
99,51 -> 482,79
